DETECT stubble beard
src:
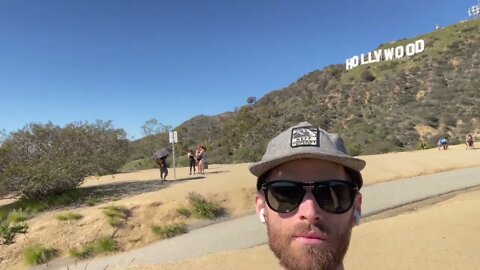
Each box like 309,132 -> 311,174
267,220 -> 352,270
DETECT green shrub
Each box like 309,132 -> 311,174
186,192 -> 224,219
8,208 -> 29,223
56,211 -> 83,221
361,70 -> 376,82
176,207 -> 191,218
416,140 -> 428,150
0,121 -> 130,199
23,244 -> 57,266
0,215 -> 28,245
86,195 -> 103,206
151,223 -> 188,239
69,245 -> 95,260
69,236 -> 118,260
102,205 -> 130,227
94,236 -> 118,254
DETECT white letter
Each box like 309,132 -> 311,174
346,56 -> 359,70
395,46 -> 404,58
373,49 -> 382,62
415,39 -> 425,53
384,48 -> 394,61
406,43 -> 415,56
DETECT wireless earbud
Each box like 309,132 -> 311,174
259,208 -> 266,223
353,209 -> 361,226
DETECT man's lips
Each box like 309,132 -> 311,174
293,232 -> 327,244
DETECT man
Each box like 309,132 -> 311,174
156,156 -> 168,182
249,122 -> 365,270
466,134 -> 474,149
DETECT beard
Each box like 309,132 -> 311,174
267,219 -> 353,270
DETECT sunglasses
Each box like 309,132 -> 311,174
261,180 -> 358,214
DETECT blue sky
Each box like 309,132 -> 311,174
0,0 -> 475,139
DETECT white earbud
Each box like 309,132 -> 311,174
353,209 -> 361,226
259,208 -> 266,223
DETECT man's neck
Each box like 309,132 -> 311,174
281,262 -> 345,270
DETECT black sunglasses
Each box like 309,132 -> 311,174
261,180 -> 358,214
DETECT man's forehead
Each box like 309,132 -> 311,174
266,158 -> 349,181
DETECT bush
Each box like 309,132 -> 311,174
56,211 -> 83,221
186,192 -> 224,219
69,245 -> 95,260
176,207 -> 191,218
23,244 -> 57,266
0,121 -> 131,199
102,205 -> 130,227
416,140 -> 428,150
94,236 -> 118,254
0,214 -> 28,245
151,223 -> 188,239
7,208 -> 29,223
69,236 -> 118,260
361,70 -> 376,82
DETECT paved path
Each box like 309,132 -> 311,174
38,166 -> 480,270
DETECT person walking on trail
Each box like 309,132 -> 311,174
439,137 -> 448,150
466,134 -> 475,149
249,122 -> 366,270
156,156 -> 168,182
187,149 -> 196,175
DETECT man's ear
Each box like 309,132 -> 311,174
353,192 -> 362,225
354,192 -> 362,209
255,193 -> 267,223
255,193 -> 266,215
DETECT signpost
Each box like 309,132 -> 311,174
169,131 -> 178,180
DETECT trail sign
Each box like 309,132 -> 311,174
169,131 -> 178,143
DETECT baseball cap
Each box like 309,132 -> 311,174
249,121 -> 366,189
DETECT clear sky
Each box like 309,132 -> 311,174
0,0 -> 476,139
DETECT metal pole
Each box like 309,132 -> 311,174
172,141 -> 176,180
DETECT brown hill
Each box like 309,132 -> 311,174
132,19 -> 480,165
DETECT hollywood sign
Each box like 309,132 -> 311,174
345,39 -> 425,70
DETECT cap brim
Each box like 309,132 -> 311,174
249,152 -> 365,186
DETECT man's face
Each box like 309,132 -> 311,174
255,159 -> 362,270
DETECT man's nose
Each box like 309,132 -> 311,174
297,191 -> 322,222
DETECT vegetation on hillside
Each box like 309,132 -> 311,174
130,19 -> 480,163
0,121 -> 131,199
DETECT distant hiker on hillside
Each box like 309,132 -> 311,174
466,134 -> 475,149
187,149 -> 196,175
438,137 -> 448,150
249,122 -> 365,270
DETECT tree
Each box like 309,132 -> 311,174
246,96 -> 257,105
361,70 -> 376,82
0,121 -> 131,199
141,119 -> 172,137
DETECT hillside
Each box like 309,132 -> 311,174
133,19 -> 480,165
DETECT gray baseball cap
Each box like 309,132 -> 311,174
249,121 -> 366,188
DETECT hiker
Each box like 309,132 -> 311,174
196,145 -> 206,175
466,134 -> 475,149
249,122 -> 365,270
156,156 -> 168,182
187,149 -> 196,175
439,137 -> 448,150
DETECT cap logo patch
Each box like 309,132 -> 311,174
291,126 -> 319,148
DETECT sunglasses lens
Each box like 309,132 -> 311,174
314,181 -> 355,213
265,181 -> 304,213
